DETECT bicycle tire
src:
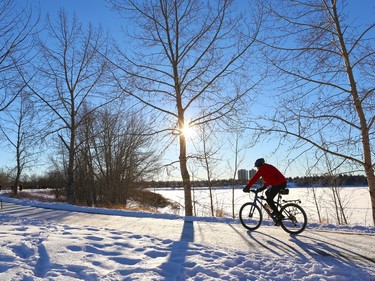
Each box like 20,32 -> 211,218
239,202 -> 263,230
279,203 -> 307,234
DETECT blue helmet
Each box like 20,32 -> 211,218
254,158 -> 265,168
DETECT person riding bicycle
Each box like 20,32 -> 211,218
243,158 -> 287,223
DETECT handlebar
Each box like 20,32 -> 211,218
248,190 -> 266,200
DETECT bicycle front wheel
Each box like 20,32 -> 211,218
279,203 -> 307,234
239,202 -> 262,230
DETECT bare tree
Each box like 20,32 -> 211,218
304,162 -> 324,224
255,0 -> 375,224
0,0 -> 37,112
108,0 -> 260,216
75,105 -> 161,206
23,10 -> 112,203
0,90 -> 39,194
194,121 -> 222,217
74,102 -> 97,206
227,117 -> 249,218
321,151 -> 350,225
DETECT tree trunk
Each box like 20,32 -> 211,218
66,155 -> 75,204
361,128 -> 375,225
365,169 -> 375,225
179,130 -> 193,216
201,126 -> 214,217
13,166 -> 21,195
311,188 -> 322,224
66,126 -> 75,204
13,144 -> 22,195
231,131 -> 239,219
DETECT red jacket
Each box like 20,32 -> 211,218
246,163 -> 286,188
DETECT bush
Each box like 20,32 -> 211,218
129,189 -> 171,208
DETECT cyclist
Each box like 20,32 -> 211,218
243,158 -> 287,223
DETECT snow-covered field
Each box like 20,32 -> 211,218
153,186 -> 373,226
0,189 -> 374,280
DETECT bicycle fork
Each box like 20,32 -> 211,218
248,204 -> 256,218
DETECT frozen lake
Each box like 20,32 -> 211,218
152,186 -> 373,226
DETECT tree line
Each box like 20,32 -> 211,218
1,172 -> 367,191
148,174 -> 368,188
1,0 -> 375,224
291,175 -> 368,187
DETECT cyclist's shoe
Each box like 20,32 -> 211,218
271,211 -> 284,219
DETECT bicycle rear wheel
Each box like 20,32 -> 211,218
239,202 -> 262,230
279,203 -> 307,234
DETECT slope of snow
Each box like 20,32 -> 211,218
0,194 -> 374,280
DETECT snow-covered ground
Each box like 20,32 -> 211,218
153,186 -> 373,226
0,192 -> 374,281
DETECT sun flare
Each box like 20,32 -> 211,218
181,123 -> 195,138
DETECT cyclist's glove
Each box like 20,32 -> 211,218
243,187 -> 250,193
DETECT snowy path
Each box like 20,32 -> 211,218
1,201 -> 374,271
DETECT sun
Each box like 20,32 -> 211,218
180,123 -> 195,138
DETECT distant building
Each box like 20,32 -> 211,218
249,169 -> 256,179
238,169 -> 249,181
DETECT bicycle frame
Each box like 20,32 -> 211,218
250,190 -> 301,217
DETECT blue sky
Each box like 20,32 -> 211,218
28,0 -> 124,34
2,0 -> 374,180
28,0 -> 375,39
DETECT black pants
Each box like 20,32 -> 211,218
265,182 -> 287,214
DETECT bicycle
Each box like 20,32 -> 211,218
239,188 -> 307,234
